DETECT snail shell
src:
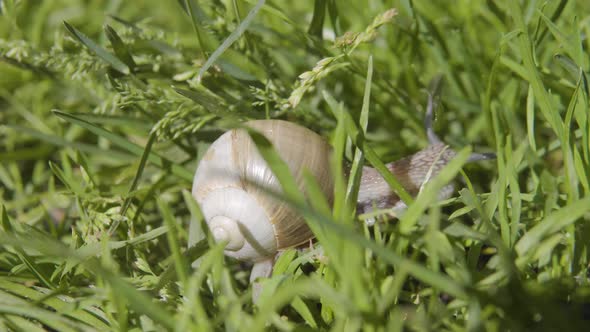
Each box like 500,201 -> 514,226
191,120 -> 334,262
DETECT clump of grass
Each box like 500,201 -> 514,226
1,0 -> 590,331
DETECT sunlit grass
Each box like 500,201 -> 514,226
1,0 -> 589,330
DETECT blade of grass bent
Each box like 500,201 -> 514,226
104,24 -> 136,70
63,21 -> 130,75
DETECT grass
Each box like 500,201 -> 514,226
1,0 -> 590,330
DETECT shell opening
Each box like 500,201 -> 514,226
209,215 -> 245,251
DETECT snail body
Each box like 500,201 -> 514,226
356,142 -> 458,222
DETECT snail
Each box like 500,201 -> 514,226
190,95 -> 494,301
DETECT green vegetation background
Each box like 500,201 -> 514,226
1,0 -> 589,331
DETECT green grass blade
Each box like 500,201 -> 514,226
104,24 -> 136,70
345,55 -> 372,209
335,105 -> 413,204
63,21 -> 130,75
183,190 -> 208,248
174,87 -> 229,114
4,124 -> 134,161
183,0 -> 215,54
120,131 -> 156,217
244,126 -> 306,204
538,12 -> 584,66
197,0 -> 265,81
308,0 -> 326,38
507,3 -> 564,140
291,296 -> 318,328
324,95 -> 348,221
515,196 -> 590,258
156,198 -> 189,286
526,84 -> 537,152
57,113 -> 151,130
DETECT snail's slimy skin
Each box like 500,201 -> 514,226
356,143 -> 457,220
